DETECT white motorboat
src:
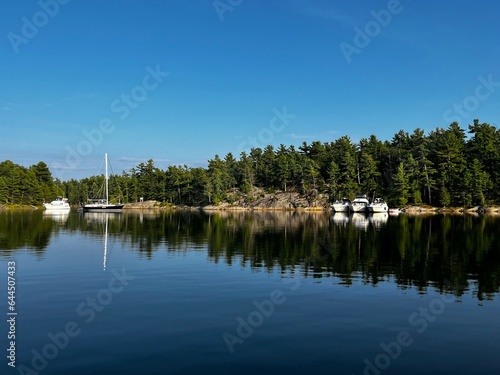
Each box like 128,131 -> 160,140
331,198 -> 351,213
43,197 -> 70,211
368,198 -> 388,213
83,153 -> 124,213
350,194 -> 370,213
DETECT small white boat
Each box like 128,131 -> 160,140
331,198 -> 351,213
388,208 -> 401,216
368,198 -> 388,213
43,197 -> 70,211
350,194 -> 370,213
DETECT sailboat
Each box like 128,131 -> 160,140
83,153 -> 124,212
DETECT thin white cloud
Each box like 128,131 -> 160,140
1,102 -> 17,111
116,157 -> 172,164
63,93 -> 99,101
50,163 -> 96,171
304,6 -> 358,27
289,133 -> 316,139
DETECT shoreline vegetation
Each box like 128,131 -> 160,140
2,197 -> 500,215
1,120 -> 500,212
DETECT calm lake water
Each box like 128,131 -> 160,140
1,210 -> 499,375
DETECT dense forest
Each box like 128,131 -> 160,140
1,120 -> 499,207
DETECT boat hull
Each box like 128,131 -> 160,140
368,204 -> 388,213
350,204 -> 368,213
350,194 -> 370,213
331,204 -> 350,212
83,205 -> 124,213
43,204 -> 70,212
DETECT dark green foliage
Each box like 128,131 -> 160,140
1,120 -> 499,207
0,160 -> 57,205
393,162 -> 409,206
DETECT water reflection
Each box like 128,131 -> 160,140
351,213 -> 370,230
43,210 -> 70,224
332,212 -> 389,231
1,210 -> 499,299
330,212 -> 350,226
369,212 -> 388,229
82,212 -> 124,270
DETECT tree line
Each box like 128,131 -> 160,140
1,120 -> 499,207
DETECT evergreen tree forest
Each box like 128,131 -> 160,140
1,120 -> 499,208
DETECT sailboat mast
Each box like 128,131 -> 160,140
105,153 -> 109,204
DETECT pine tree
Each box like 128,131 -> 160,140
237,151 -> 255,192
469,159 -> 491,205
326,161 -> 340,200
208,155 -> 226,203
358,152 -> 380,198
332,136 -> 358,198
274,144 -> 291,191
393,162 -> 409,206
0,176 -> 8,203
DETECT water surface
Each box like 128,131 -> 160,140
1,210 -> 499,374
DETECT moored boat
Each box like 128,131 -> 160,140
83,153 -> 124,213
83,199 -> 124,213
388,208 -> 401,216
43,197 -> 70,211
331,198 -> 351,213
350,194 -> 370,213
368,198 -> 388,213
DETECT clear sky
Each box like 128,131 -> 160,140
1,0 -> 499,180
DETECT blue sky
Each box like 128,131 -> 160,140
1,0 -> 499,180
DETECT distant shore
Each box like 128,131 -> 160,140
2,201 -> 499,215
120,201 -> 500,215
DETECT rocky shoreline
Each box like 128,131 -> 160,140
2,193 -> 499,214
403,205 -> 500,215
122,190 -> 329,212
0,204 -> 38,211
120,193 -> 500,214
